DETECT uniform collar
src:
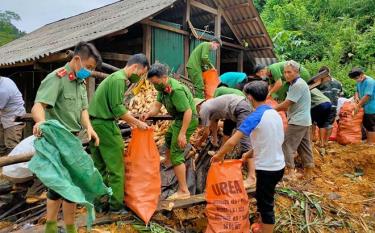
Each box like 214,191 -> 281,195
64,63 -> 79,82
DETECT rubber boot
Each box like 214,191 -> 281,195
66,224 -> 78,233
45,221 -> 57,233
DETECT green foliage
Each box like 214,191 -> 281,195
256,0 -> 375,96
0,10 -> 25,46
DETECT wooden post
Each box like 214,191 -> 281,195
215,8 -> 222,74
143,24 -> 152,63
183,0 -> 191,78
87,77 -> 95,103
237,50 -> 244,72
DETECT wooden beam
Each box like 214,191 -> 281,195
238,50 -> 244,72
190,0 -> 218,15
248,46 -> 273,51
222,41 -> 245,50
142,24 -> 152,62
38,50 -> 73,63
101,52 -> 132,61
233,17 -> 258,25
221,57 -> 238,63
212,0 -> 243,46
183,0 -> 191,78
223,2 -> 250,11
104,28 -> 128,38
86,77 -> 95,103
141,19 -> 189,36
245,33 -> 266,39
215,8 -> 222,73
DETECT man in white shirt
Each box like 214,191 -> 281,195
212,81 -> 285,233
0,77 -> 26,156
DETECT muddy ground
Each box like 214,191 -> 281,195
77,143 -> 374,233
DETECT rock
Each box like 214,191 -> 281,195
328,192 -> 341,200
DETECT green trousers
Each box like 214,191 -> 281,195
187,67 -> 204,99
165,118 -> 199,166
90,119 -> 124,210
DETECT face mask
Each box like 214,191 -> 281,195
76,57 -> 92,80
154,82 -> 165,92
129,73 -> 141,83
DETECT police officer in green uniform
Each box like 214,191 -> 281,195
142,63 -> 198,200
88,54 -> 149,213
214,85 -> 246,98
32,42 -> 101,233
267,61 -> 311,100
186,38 -> 222,98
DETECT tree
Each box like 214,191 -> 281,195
0,10 -> 25,46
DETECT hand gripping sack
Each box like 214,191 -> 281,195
337,102 -> 364,145
124,128 -> 161,223
202,69 -> 220,99
265,98 -> 288,131
205,160 -> 250,233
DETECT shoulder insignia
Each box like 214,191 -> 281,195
56,68 -> 67,78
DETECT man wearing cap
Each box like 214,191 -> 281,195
316,66 -> 343,147
142,63 -> 198,200
194,94 -> 256,188
89,54 -> 150,213
266,61 -> 311,100
186,38 -> 222,98
348,67 -> 375,144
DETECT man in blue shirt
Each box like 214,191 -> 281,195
212,81 -> 285,233
348,68 -> 375,144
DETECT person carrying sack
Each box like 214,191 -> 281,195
31,41 -> 102,233
212,81 -> 285,233
142,63 -> 198,200
88,54 -> 150,214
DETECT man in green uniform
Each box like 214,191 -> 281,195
266,61 -> 311,100
89,54 -> 150,213
142,63 -> 198,200
186,38 -> 222,98
32,42 -> 101,233
214,85 -> 246,98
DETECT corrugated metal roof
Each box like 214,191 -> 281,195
211,0 -> 277,65
0,0 -> 177,66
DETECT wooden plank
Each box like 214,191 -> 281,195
223,2 -> 250,11
101,52 -> 131,61
215,8 -> 222,73
183,0 -> 191,78
221,57 -> 237,63
222,41 -> 245,50
86,77 -> 95,102
233,17 -> 258,25
237,50 -> 244,72
142,24 -> 152,62
248,46 -> 273,51
158,187 -> 256,211
213,0 -> 242,46
245,33 -> 265,39
141,19 -> 189,36
190,0 -> 218,15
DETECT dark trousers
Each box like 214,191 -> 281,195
255,168 -> 284,224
